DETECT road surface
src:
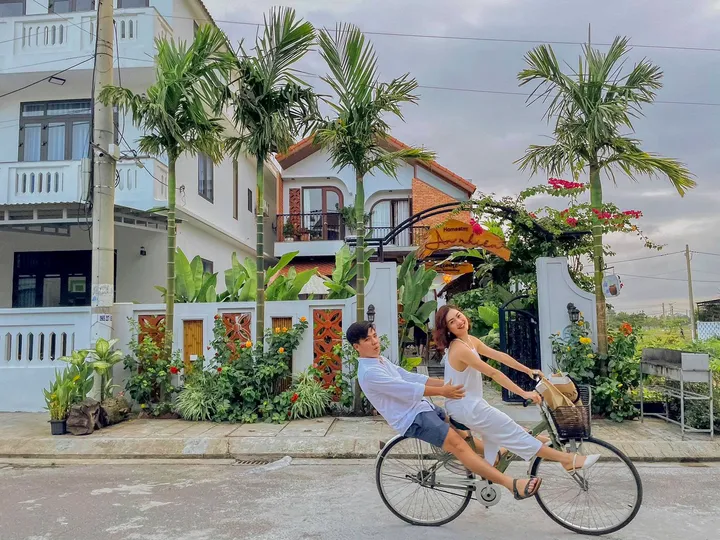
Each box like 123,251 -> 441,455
0,458 -> 716,539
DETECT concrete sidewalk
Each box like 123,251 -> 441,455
1,388 -> 717,461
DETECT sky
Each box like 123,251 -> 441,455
203,0 -> 720,315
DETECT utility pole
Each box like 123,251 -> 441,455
90,0 -> 116,398
662,303 -> 665,318
686,244 -> 697,340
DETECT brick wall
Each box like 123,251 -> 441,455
412,177 -> 469,228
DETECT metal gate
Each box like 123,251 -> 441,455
498,295 -> 541,403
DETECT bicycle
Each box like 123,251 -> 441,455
375,381 -> 643,536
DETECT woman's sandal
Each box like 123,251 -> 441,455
512,477 -> 542,500
565,453 -> 601,474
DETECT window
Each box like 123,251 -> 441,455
18,100 -> 98,162
302,187 -> 343,240
49,0 -> 94,13
0,0 -> 25,17
371,198 -> 411,245
12,250 -> 117,308
117,0 -> 149,7
247,189 -> 253,213
198,153 -> 214,202
200,258 -> 213,275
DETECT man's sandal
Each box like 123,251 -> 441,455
512,477 -> 542,500
565,453 -> 601,474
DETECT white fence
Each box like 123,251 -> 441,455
0,263 -> 399,412
0,307 -> 91,412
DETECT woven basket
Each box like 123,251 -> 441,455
547,385 -> 591,440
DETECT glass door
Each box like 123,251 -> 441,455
302,187 -> 343,240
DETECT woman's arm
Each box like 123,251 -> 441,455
472,337 -> 539,378
451,343 -> 540,404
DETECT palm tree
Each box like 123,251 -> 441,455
222,7 -> 318,346
99,25 -> 230,356
516,36 -> 695,369
315,24 -> 435,324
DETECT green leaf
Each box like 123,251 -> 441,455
267,252 -> 298,281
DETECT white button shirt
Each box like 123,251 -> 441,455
357,356 -> 432,434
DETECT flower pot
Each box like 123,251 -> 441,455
50,419 -> 67,435
284,238 -> 295,242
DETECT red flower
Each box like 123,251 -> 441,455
622,210 -> 643,219
291,393 -> 299,403
620,322 -> 633,336
471,223 -> 484,234
214,314 -> 220,320
529,212 -> 537,219
217,367 -> 223,373
566,217 -> 578,227
169,366 -> 179,375
548,178 -> 585,190
560,209 -> 569,216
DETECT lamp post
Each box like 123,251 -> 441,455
367,304 -> 376,324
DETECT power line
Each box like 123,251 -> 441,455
143,12 -> 720,54
0,57 -> 94,99
620,273 -> 720,284
692,251 -> 720,258
0,54 -> 94,73
604,251 -> 684,265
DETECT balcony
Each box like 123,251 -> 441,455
275,213 -> 428,257
0,158 -> 167,210
0,8 -> 172,74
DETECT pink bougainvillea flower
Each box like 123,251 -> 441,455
566,217 -> 578,227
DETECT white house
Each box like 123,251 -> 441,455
0,0 -> 276,411
275,135 -> 476,275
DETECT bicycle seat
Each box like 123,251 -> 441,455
449,417 -> 470,432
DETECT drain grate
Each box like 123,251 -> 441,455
234,459 -> 271,466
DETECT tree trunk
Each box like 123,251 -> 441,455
255,156 -> 266,347
589,162 -> 608,374
353,172 -> 366,415
164,157 -> 177,358
355,173 -> 366,322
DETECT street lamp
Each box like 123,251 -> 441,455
367,304 -> 376,324
567,303 -> 580,324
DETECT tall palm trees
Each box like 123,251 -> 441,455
222,7 -> 319,346
315,23 -> 434,323
517,36 -> 695,368
99,25 -> 230,355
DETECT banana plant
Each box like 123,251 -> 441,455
476,304 -> 501,349
87,338 -> 125,402
397,253 -> 437,363
218,252 -> 255,302
323,245 -> 358,299
266,266 -> 318,301
155,248 -> 217,303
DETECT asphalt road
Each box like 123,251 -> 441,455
0,458 -> 717,540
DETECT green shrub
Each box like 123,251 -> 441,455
289,368 -> 332,420
174,370 -> 231,422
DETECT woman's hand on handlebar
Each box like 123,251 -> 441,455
522,390 -> 542,406
527,369 -> 544,381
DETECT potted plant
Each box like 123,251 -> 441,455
44,371 -> 71,435
283,221 -> 296,242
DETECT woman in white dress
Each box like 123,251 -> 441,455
435,304 -> 599,476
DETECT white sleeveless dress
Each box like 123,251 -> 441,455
443,343 -> 543,464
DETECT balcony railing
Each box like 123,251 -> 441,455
276,213 -> 428,247
0,8 -> 172,73
0,158 -> 167,209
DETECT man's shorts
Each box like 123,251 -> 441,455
403,405 -> 450,448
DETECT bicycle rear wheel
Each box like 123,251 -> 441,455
375,435 -> 474,526
530,436 -> 643,536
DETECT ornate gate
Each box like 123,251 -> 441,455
498,295 -> 541,403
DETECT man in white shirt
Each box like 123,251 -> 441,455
349,321 -> 542,501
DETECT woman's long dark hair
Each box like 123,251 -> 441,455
433,304 -> 470,352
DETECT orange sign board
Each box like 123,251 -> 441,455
424,261 -> 475,276
416,219 -> 511,261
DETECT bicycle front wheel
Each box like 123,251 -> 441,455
376,435 -> 474,526
530,436 -> 643,536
